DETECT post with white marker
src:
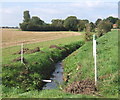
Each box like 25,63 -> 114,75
21,43 -> 24,64
93,34 -> 97,86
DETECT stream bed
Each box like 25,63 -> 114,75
42,61 -> 63,90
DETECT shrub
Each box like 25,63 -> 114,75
97,20 -> 112,37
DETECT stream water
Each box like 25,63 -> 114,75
42,61 -> 63,90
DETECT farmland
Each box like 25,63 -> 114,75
2,29 -> 81,48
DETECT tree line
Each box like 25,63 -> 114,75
20,10 -> 119,33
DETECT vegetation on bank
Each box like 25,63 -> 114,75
2,35 -> 83,65
2,40 -> 84,91
63,30 -> 118,98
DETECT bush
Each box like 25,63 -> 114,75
97,20 -> 112,37
84,23 -> 92,42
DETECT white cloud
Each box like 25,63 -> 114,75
0,1 -> 118,26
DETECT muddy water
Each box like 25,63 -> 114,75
42,62 -> 63,90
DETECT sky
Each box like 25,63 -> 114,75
0,0 -> 119,27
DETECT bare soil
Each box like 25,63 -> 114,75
49,45 -> 63,50
13,47 -> 40,55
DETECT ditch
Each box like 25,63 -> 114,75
42,61 -> 63,90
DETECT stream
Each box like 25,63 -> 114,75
42,61 -> 63,90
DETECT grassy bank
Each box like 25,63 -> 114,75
63,30 -> 118,98
2,39 -> 84,92
2,35 -> 83,65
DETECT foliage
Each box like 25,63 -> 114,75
77,20 -> 88,31
51,19 -> 64,27
30,16 -> 44,25
90,22 -> 96,32
19,22 -> 28,31
84,23 -> 93,41
105,16 -> 119,24
23,11 -> 30,23
20,11 -> 119,32
64,16 -> 78,31
97,20 -> 112,37
95,18 -> 102,26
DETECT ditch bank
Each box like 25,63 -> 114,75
2,40 -> 84,91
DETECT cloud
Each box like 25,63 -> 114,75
0,1 -> 118,26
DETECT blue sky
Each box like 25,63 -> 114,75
0,0 -> 119,27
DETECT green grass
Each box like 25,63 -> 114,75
2,35 -> 83,65
63,30 -> 118,98
2,86 -> 96,98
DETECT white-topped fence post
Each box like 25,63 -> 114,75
21,43 -> 24,64
93,34 -> 97,86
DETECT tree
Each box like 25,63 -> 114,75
51,19 -> 64,27
23,10 -> 30,23
97,20 -> 112,37
30,16 -> 44,25
82,19 -> 89,23
64,16 -> 78,31
19,22 -> 29,31
95,18 -> 102,26
106,16 -> 119,24
90,22 -> 95,32
77,20 -> 88,31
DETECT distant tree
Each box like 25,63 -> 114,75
95,18 -> 102,26
30,16 -> 44,25
106,16 -> 119,24
82,19 -> 89,23
77,20 -> 89,31
64,16 -> 78,31
97,20 -> 112,37
23,10 -> 30,23
19,22 -> 28,31
51,19 -> 64,27
90,22 -> 96,32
